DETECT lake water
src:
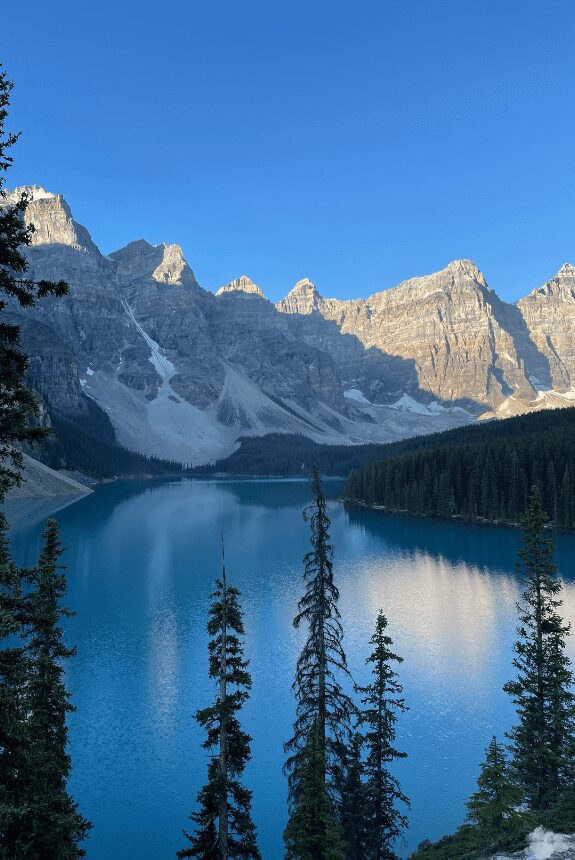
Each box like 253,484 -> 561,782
5,478 -> 575,859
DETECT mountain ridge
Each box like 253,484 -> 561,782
6,184 -> 575,466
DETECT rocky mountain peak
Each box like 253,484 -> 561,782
521,263 -> 575,302
548,262 -> 575,293
4,185 -> 56,204
6,186 -> 100,255
276,278 -> 323,315
152,243 -> 190,285
440,259 -> 488,290
216,275 -> 266,298
110,239 -> 199,288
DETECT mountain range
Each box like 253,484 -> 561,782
6,185 -> 575,466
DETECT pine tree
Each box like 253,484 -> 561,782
0,512 -> 29,855
21,519 -> 90,859
0,66 -> 67,497
284,726 -> 345,860
340,733 -> 368,860
504,486 -> 575,812
358,612 -> 408,860
179,538 -> 260,860
284,467 -> 354,857
465,737 -> 523,851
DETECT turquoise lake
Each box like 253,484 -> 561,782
5,477 -> 575,859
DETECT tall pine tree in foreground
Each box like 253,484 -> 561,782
284,726 -> 346,860
504,486 -> 575,813
0,512 -> 29,856
0,66 -> 85,857
179,538 -> 260,860
0,66 -> 67,497
358,612 -> 408,860
284,467 -> 354,859
21,520 -> 90,859
464,737 -> 523,852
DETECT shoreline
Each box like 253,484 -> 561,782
342,497 -> 565,532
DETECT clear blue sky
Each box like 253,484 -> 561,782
3,0 -> 575,302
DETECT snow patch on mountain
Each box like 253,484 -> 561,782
344,388 -> 371,404
390,394 -> 434,415
119,296 -> 175,382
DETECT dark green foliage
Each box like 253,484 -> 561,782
408,825 -> 486,860
18,520 -> 90,859
409,826 -> 480,860
179,564 -> 260,860
345,407 -> 575,529
340,733 -> 368,860
541,785 -> 575,834
409,762 -> 533,860
504,488 -> 575,812
358,612 -> 408,860
201,434 -> 394,478
0,67 -> 68,497
409,812 -> 535,860
284,467 -> 354,846
0,512 -> 29,855
464,737 -> 524,851
284,726 -> 346,860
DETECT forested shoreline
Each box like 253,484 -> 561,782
345,407 -> 575,530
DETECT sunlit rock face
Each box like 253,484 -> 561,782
6,185 -> 575,463
518,263 -> 575,391
277,261 -> 543,413
215,275 -> 266,298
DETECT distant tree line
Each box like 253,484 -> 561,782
345,408 -> 575,529
197,433 -> 393,478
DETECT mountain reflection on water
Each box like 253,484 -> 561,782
4,477 -> 575,859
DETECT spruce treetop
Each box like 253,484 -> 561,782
285,466 -> 354,805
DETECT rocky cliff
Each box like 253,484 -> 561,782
276,260 -> 568,416
7,186 -> 575,465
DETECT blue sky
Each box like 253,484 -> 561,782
3,0 -> 575,302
